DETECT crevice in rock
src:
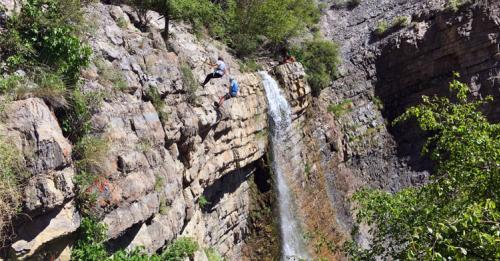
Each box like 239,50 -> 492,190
200,164 -> 254,213
240,156 -> 280,259
105,220 -> 144,253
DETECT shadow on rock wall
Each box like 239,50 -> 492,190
375,1 -> 500,173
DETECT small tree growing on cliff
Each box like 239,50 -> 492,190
345,74 -> 500,259
128,0 -> 225,42
291,38 -> 340,96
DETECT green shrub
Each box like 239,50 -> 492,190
95,58 -> 128,91
159,196 -> 169,215
129,0 -> 320,56
374,16 -> 410,37
72,217 -> 109,261
146,86 -> 169,123
205,248 -> 224,261
116,16 -> 128,29
73,135 -> 109,215
154,175 -> 165,192
304,163 -> 311,179
1,0 -> 92,81
198,195 -> 210,209
372,96 -> 384,110
62,89 -> 103,140
239,59 -> 263,73
74,136 -> 109,176
392,16 -> 409,28
180,62 -> 198,105
327,100 -> 353,117
228,0 -> 320,55
169,0 -> 226,38
72,215 -> 198,260
0,71 -> 68,108
162,237 -> 199,260
30,70 -> 68,108
230,33 -> 260,57
446,0 -> 473,12
291,39 -> 340,96
0,74 -> 25,94
374,20 -> 388,36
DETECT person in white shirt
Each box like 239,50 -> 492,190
202,57 -> 227,87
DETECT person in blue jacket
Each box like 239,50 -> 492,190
217,77 -> 239,107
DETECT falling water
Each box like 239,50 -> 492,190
259,71 -> 309,260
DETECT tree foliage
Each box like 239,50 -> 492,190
128,0 -> 320,56
347,74 -> 500,260
0,0 -> 92,81
291,39 -> 340,96
72,217 -> 199,261
228,0 -> 320,54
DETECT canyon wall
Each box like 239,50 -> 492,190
307,0 -> 500,248
0,2 -> 311,260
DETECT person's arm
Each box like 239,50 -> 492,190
205,58 -> 217,67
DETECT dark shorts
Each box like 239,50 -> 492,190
224,92 -> 238,100
212,72 -> 224,78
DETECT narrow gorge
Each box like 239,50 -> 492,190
0,0 -> 498,260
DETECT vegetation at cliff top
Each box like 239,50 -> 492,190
72,217 -> 199,261
346,75 -> 500,260
0,0 -> 91,81
127,0 -> 338,94
129,0 -> 321,55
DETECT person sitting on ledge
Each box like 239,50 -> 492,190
216,76 -> 239,108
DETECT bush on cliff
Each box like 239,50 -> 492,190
291,38 -> 340,96
346,75 -> 500,260
0,0 -> 91,81
72,217 -> 199,261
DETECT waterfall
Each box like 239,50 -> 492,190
259,71 -> 309,260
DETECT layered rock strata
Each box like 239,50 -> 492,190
0,2 -> 313,259
306,0 -> 500,249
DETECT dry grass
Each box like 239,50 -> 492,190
0,134 -> 26,246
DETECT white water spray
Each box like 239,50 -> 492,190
259,71 -> 309,260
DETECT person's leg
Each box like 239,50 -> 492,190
203,73 -> 223,86
218,93 -> 230,107
202,73 -> 214,86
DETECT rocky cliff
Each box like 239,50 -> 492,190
0,2 -> 312,260
304,0 -> 500,248
1,0 -> 499,260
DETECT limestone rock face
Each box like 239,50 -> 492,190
1,2 -> 286,259
4,98 -> 72,175
303,0 -> 500,247
2,98 -> 77,259
3,98 -> 75,216
78,5 -> 272,259
10,201 -> 81,260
